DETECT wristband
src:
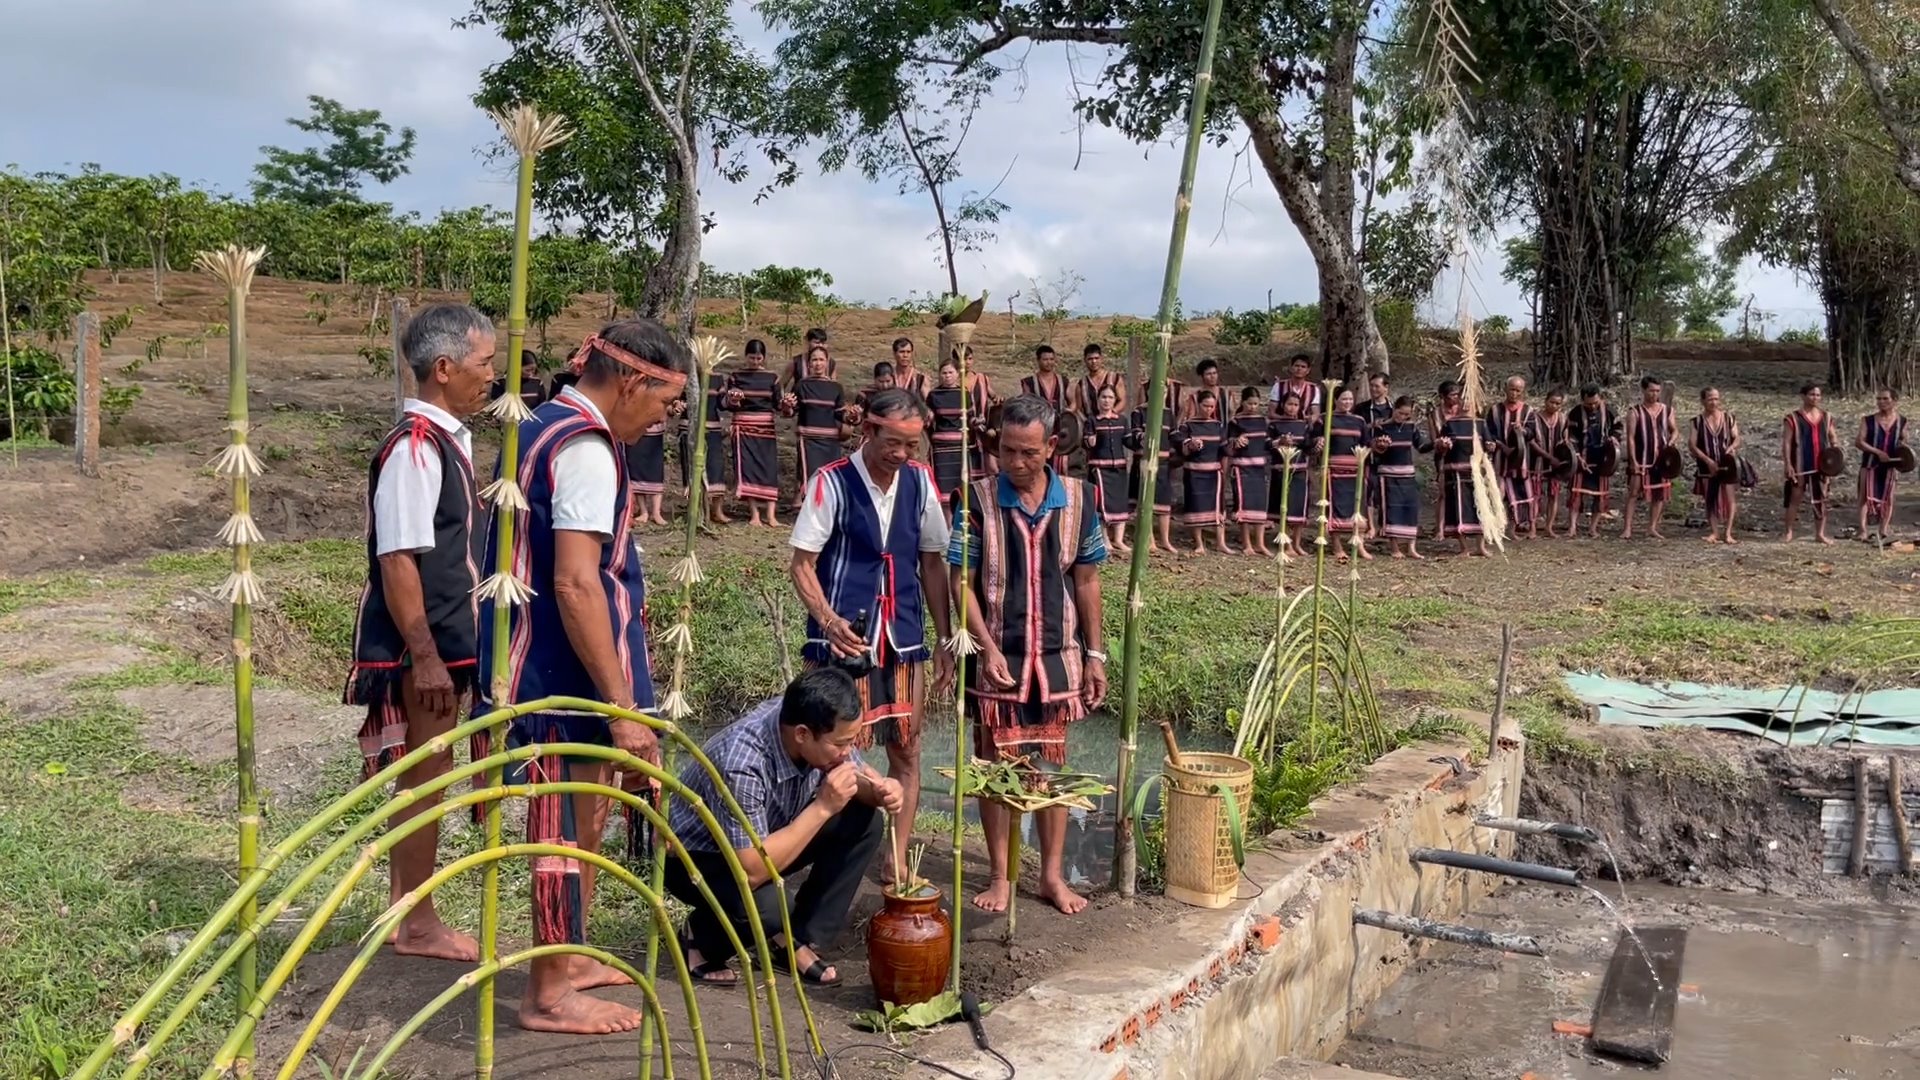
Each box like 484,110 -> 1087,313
1084,648 -> 1109,663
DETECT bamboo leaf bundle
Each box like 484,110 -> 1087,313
1457,317 -> 1508,551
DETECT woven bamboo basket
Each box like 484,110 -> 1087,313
1162,752 -> 1254,909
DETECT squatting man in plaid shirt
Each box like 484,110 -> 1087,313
663,667 -> 903,986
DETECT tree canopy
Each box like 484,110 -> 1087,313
251,96 -> 417,208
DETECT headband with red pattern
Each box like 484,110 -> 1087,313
570,333 -> 690,391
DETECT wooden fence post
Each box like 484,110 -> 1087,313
390,297 -> 412,422
73,311 -> 101,478
1127,336 -> 1142,401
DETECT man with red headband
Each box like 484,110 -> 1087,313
789,388 -> 955,881
476,318 -> 688,1035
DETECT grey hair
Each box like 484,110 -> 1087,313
401,303 -> 495,381
999,393 -> 1056,435
863,387 -> 929,424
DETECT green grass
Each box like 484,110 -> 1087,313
0,571 -> 99,617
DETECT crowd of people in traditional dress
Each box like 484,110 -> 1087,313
496,329 -> 1914,558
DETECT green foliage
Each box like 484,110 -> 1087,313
1478,314 -> 1514,338
1629,231 -> 1739,341
1212,308 -> 1272,347
250,96 -> 417,208
703,264 -> 834,306
1777,324 -> 1824,345
853,991 -> 969,1033
888,307 -> 920,328
1109,303 -> 1189,339
1361,202 -> 1448,304
1373,298 -> 1419,358
2,346 -> 74,438
1275,303 -> 1321,335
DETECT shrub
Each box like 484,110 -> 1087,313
1776,325 -> 1823,346
1212,308 -> 1274,346
1477,314 -> 1513,339
1374,298 -> 1419,359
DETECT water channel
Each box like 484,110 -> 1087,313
1336,880 -> 1920,1079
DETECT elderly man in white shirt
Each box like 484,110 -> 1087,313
343,302 -> 497,963
789,388 -> 954,882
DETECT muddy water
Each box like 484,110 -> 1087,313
1336,882 -> 1920,1080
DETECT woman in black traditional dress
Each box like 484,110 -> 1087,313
1435,408 -> 1491,556
1857,387 -> 1906,542
1689,385 -> 1745,545
1127,381 -> 1179,554
681,370 -> 732,524
792,345 -> 849,506
1373,396 -> 1430,559
1085,383 -> 1134,553
1312,386 -> 1372,561
726,338 -> 785,527
926,356 -> 975,506
625,399 -> 677,526
1228,386 -> 1271,557
1268,392 -> 1312,556
1175,390 -> 1229,554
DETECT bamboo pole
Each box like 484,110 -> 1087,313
642,336 -> 736,1080
1112,0 -> 1228,897
193,244 -> 266,1077
1004,809 -> 1024,944
1306,384 -> 1338,758
473,104 -> 571,1080
943,304 -> 981,990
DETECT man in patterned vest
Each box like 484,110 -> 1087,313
477,318 -> 688,1035
343,302 -> 496,963
950,394 -> 1109,916
789,388 -> 955,880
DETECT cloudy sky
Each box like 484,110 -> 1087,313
1,0 -> 1825,331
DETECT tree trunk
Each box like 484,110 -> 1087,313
149,237 -> 165,304
1316,22 -> 1363,383
639,142 -> 703,342
1819,212 -> 1920,396
895,106 -> 962,297
1240,77 -> 1391,378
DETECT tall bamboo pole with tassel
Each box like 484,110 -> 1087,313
1113,0 -> 1229,897
474,104 -> 571,1080
940,295 -> 983,988
640,335 -> 743,1080
197,244 -> 267,1075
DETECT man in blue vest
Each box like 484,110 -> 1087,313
344,302 -> 496,964
789,388 -> 955,881
477,318 -> 688,1036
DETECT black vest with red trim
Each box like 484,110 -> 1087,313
345,414 -> 481,704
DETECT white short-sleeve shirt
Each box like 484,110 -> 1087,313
373,399 -> 474,557
550,386 -> 620,541
789,450 -> 951,555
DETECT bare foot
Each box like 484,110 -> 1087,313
1390,549 -> 1404,559
1356,546 -> 1373,560
569,955 -> 635,991
1725,536 -> 1739,546
1409,549 -> 1427,560
518,988 -> 644,1034
1650,528 -> 1665,539
1783,532 -> 1795,543
971,878 -> 1011,913
1818,534 -> 1834,545
1038,877 -> 1089,915
1705,535 -> 1720,544
390,919 -> 480,963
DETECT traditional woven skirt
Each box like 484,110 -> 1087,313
1179,462 -> 1224,526
1270,466 -> 1310,525
1788,470 -> 1829,507
931,435 -> 972,499
967,681 -> 1086,768
1090,458 -> 1134,524
732,416 -> 780,501
505,712 -> 642,946
1375,469 -> 1422,539
1134,455 -> 1173,512
679,427 -> 727,488
1230,459 -> 1268,523
797,431 -> 842,495
1439,467 -> 1482,537
1693,466 -> 1735,521
1533,470 -> 1563,518
1628,462 -> 1671,501
806,654 -> 920,752
1325,462 -> 1363,531
628,432 -> 666,496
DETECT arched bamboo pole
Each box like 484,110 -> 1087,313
76,698 -> 821,1080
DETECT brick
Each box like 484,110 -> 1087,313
1122,1016 -> 1142,1045
1249,915 -> 1283,952
1143,1001 -> 1164,1029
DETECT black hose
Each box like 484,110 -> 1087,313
1410,847 -> 1580,887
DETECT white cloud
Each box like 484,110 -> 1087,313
0,0 -> 1818,328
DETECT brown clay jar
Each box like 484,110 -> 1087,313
865,889 -> 953,1006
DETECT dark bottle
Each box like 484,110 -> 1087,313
839,608 -> 875,677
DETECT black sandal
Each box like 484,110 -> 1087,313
683,941 -> 738,987
772,949 -> 841,986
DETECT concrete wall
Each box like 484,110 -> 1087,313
914,713 -> 1524,1080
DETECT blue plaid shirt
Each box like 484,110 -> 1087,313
668,697 -> 821,853
947,470 -> 1108,569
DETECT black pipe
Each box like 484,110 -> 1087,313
1410,847 -> 1580,887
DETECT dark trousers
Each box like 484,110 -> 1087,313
665,800 -> 882,963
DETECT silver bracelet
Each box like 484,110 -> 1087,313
1084,648 -> 1109,663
